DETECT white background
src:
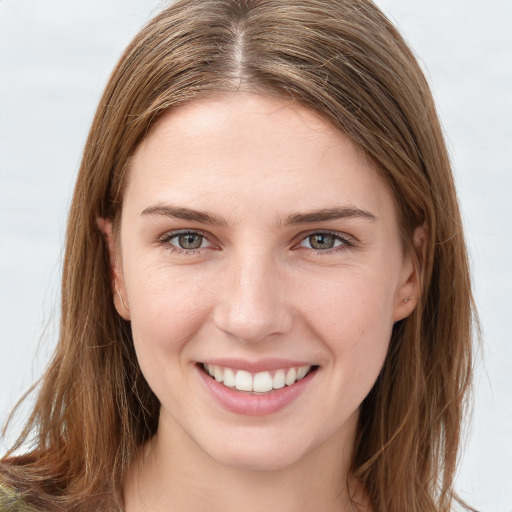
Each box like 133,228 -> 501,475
0,1 -> 511,510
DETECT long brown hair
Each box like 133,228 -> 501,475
1,1 -> 476,510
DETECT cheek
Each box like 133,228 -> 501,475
300,269 -> 396,340
125,262 -> 214,366
299,271 -> 395,390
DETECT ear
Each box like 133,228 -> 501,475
393,224 -> 428,322
96,217 -> 131,321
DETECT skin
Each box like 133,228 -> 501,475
101,93 -> 422,512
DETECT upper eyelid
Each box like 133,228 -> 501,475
159,228 -> 212,241
156,229 -> 216,250
293,229 -> 356,244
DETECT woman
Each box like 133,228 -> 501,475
0,1 -> 476,511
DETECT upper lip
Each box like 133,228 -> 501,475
199,358 -> 316,373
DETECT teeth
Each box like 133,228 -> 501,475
297,366 -> 308,380
223,367 -> 236,387
285,367 -> 297,386
203,364 -> 312,393
214,366 -> 223,382
253,371 -> 273,393
273,369 -> 285,389
235,370 -> 253,391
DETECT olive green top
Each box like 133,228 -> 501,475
0,481 -> 35,512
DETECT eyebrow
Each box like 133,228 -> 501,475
141,205 -> 229,227
141,204 -> 377,227
281,207 -> 378,225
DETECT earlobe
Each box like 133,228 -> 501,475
96,217 -> 131,321
393,224 -> 428,322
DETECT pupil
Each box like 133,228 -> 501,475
179,234 -> 202,249
310,234 -> 334,250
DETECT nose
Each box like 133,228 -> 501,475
213,252 -> 293,343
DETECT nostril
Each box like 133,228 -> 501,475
212,303 -> 294,343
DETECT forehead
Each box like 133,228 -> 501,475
123,93 -> 396,224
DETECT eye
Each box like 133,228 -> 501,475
173,232 -> 206,250
158,230 -> 214,252
297,232 -> 353,252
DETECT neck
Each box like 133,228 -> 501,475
123,411 -> 368,512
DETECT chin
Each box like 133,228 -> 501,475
206,441 -> 305,472
194,420 -> 339,474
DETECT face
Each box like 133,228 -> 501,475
108,93 -> 419,472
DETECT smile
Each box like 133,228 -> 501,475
197,361 -> 319,416
202,363 -> 313,393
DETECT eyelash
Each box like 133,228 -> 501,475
157,230 -> 216,255
156,230 -> 355,256
292,231 -> 355,255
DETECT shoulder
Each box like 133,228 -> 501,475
0,479 -> 36,512
0,461 -> 38,512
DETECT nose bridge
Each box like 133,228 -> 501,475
213,245 -> 292,342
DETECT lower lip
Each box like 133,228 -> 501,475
196,365 -> 317,416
